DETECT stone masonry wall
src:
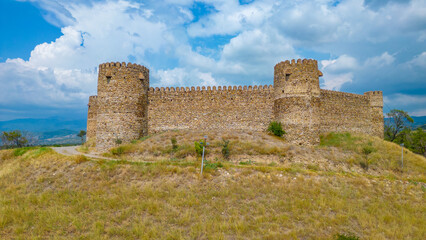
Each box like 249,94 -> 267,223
148,85 -> 273,133
86,95 -> 98,141
319,90 -> 372,135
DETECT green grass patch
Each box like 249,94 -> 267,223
13,147 -> 51,158
239,160 -> 254,165
13,147 -> 31,156
320,132 -> 361,150
203,161 -> 223,170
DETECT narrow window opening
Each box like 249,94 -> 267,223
285,73 -> 290,81
106,76 -> 111,83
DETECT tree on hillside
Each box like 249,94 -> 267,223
1,130 -> 28,148
77,130 -> 86,144
384,109 -> 414,142
411,128 -> 426,156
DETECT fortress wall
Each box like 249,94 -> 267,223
319,89 -> 372,135
86,96 -> 98,141
148,85 -> 274,133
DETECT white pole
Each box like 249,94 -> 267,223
401,144 -> 404,169
200,145 -> 205,175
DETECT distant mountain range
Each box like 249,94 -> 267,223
396,116 -> 426,130
0,117 -> 86,132
0,117 -> 86,146
0,115 -> 425,146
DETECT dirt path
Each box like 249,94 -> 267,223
52,146 -> 117,160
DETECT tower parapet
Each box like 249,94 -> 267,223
273,59 -> 323,145
95,62 -> 149,150
364,91 -> 384,138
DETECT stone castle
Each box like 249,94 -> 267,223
87,59 -> 383,150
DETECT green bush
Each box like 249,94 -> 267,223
111,146 -> 125,156
194,141 -> 204,157
239,160 -> 253,165
335,233 -> 359,240
362,144 -> 375,155
204,161 -> 223,170
221,139 -> 230,160
361,143 -> 376,170
267,121 -> 285,137
75,155 -> 88,164
359,161 -> 369,170
171,137 -> 178,151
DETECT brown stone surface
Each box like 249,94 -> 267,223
148,85 -> 273,133
87,59 -> 384,151
319,90 -> 372,135
86,96 -> 97,141
273,59 -> 322,145
94,62 -> 149,150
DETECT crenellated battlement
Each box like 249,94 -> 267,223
99,62 -> 149,72
88,95 -> 97,100
275,58 -> 317,68
274,59 -> 323,77
321,89 -> 368,99
364,91 -> 383,96
148,85 -> 273,94
88,58 -> 383,150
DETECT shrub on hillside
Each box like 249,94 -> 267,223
335,233 -> 359,240
194,141 -> 203,157
75,155 -> 88,164
221,139 -> 230,160
267,121 -> 285,137
361,142 -> 376,170
115,138 -> 122,145
111,146 -> 125,156
171,137 -> 178,151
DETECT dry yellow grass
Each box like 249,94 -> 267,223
0,132 -> 425,239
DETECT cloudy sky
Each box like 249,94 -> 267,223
0,0 -> 425,121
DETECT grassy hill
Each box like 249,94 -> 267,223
0,131 -> 425,239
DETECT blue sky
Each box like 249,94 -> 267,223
0,0 -> 425,121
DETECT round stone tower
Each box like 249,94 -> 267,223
273,59 -> 323,145
95,62 -> 149,150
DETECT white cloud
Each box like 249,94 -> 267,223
187,0 -> 274,37
1,0 -> 176,114
320,55 -> 358,90
153,68 -> 223,87
386,93 -> 426,106
409,52 -> 426,67
321,55 -> 358,73
365,52 -> 395,67
321,73 -> 354,91
409,109 -> 426,117
384,93 -> 426,116
1,0 -> 426,119
0,59 -> 96,108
